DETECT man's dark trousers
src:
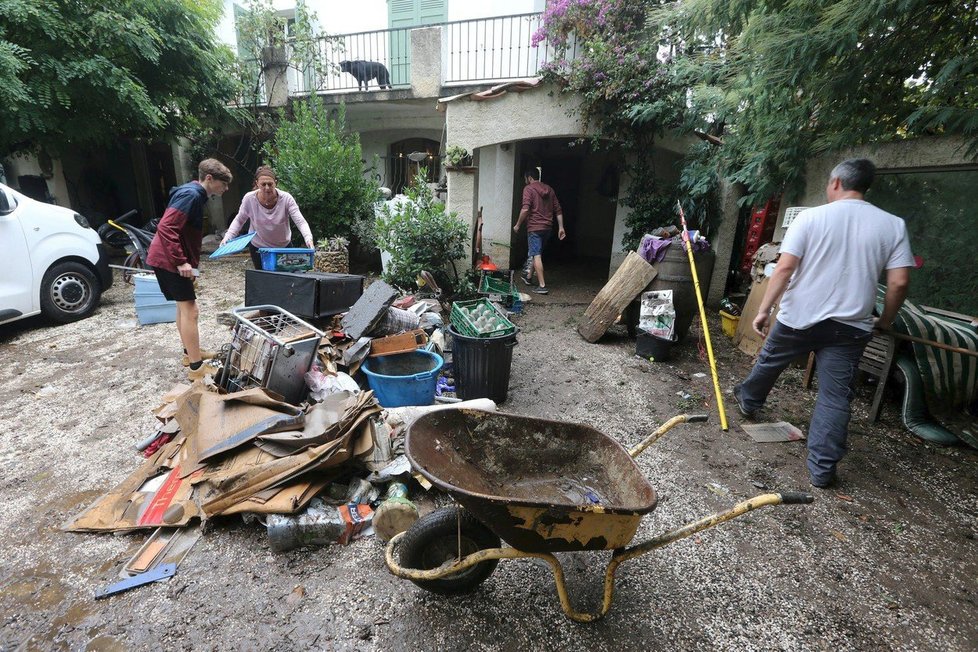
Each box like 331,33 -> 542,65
739,319 -> 872,484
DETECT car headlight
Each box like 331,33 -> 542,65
73,213 -> 91,229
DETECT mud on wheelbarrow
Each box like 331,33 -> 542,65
385,409 -> 813,622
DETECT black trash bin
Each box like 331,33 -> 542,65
636,330 -> 677,362
448,325 -> 519,403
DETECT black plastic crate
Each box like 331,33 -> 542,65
245,270 -> 364,319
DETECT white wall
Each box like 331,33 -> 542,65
219,0 -> 544,47
476,144 -> 517,265
448,0 -> 541,21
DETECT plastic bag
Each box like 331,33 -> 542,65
638,290 -> 676,339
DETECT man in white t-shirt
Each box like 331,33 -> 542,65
733,159 -> 914,488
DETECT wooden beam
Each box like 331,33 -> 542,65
578,252 -> 657,343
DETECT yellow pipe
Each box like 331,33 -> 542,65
677,202 -> 729,431
629,414 -> 689,458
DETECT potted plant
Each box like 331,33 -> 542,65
314,235 -> 350,274
445,145 -> 473,170
374,171 -> 467,292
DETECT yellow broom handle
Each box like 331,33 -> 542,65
678,202 -> 729,431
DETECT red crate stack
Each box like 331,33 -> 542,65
739,196 -> 781,275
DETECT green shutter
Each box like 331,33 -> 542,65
387,0 -> 446,86
419,0 -> 447,25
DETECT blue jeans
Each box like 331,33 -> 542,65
738,319 -> 871,483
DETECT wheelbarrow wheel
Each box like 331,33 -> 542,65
399,506 -> 500,595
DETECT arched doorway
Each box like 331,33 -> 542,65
389,138 -> 440,194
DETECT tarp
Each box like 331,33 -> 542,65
879,288 -> 978,448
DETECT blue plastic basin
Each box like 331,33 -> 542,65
361,349 -> 444,408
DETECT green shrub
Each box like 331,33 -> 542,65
374,171 -> 467,291
264,99 -> 378,241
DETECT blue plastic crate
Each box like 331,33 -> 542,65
136,301 -> 177,325
258,248 -> 314,272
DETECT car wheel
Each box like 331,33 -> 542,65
40,261 -> 101,323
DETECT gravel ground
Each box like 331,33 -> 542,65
1,256 -> 976,651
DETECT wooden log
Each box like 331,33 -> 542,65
577,252 -> 657,343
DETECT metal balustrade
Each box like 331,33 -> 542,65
292,26 -> 414,94
284,13 -> 577,96
444,13 -> 577,85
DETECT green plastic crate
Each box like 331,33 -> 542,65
479,274 -> 517,297
450,299 -> 516,338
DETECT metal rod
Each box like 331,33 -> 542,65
678,201 -> 729,431
881,329 -> 978,358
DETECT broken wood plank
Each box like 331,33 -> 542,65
577,252 -> 657,343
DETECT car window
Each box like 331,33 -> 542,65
0,187 -> 16,214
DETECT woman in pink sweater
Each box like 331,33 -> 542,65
221,166 -> 315,269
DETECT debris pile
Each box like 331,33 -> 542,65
68,272 -> 512,597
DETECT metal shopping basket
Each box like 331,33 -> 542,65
219,305 -> 324,405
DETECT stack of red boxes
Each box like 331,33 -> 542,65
739,196 -> 781,275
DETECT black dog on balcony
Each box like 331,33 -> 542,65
339,60 -> 393,91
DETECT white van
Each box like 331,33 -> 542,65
0,182 -> 112,325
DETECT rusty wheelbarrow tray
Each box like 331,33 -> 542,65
385,409 -> 813,622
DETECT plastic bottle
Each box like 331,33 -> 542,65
372,482 -> 419,543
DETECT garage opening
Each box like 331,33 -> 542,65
509,138 -> 621,288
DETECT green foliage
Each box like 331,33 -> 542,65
445,145 -> 470,167
538,0 -> 978,226
668,0 -> 978,204
264,100 -> 378,241
0,0 -> 241,156
233,0 -> 339,107
536,0 -> 718,243
374,171 -> 467,292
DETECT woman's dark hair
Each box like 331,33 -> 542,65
254,165 -> 277,182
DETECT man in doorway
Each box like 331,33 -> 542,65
146,158 -> 232,379
733,158 -> 914,488
514,167 -> 566,294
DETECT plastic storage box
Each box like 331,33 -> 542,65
245,270 -> 364,319
132,274 -> 177,325
258,248 -> 315,272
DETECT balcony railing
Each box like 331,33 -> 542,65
444,13 -> 577,85
286,13 -> 577,96
292,26 -> 414,95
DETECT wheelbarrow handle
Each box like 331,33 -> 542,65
779,492 -> 815,504
629,414 -> 708,458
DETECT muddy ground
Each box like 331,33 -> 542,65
1,256 -> 976,651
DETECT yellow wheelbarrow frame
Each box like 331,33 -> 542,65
385,414 -> 813,622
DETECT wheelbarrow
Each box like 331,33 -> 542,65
385,409 -> 813,622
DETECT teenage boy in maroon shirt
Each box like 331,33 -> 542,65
513,167 -> 565,294
146,158 -> 232,378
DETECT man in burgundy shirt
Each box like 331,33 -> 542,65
513,167 -> 565,294
146,159 -> 232,378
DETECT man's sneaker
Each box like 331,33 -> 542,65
733,384 -> 757,420
532,286 -> 549,295
521,271 -> 533,285
182,349 -> 220,367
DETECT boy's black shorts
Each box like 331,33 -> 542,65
152,267 -> 196,301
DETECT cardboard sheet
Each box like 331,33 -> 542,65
201,392 -> 381,516
742,421 -> 806,443
65,437 -> 203,532
175,387 -> 303,467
